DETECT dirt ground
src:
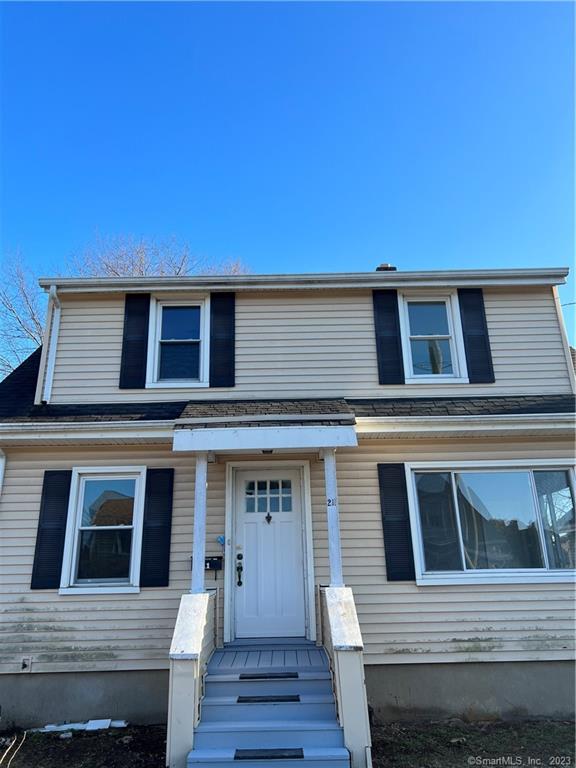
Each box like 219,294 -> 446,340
1,721 -> 574,768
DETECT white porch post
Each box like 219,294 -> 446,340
191,452 -> 208,594
321,448 -> 344,587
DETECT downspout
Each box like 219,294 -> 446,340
0,449 -> 5,496
42,285 -> 61,404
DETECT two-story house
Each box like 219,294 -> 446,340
0,266 -> 574,768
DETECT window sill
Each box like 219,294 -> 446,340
415,571 -> 576,586
59,586 -> 141,595
145,380 -> 210,389
404,377 -> 470,385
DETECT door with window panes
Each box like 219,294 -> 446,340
234,469 -> 306,638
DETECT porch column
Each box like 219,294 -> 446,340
321,448 -> 344,587
190,452 -> 208,594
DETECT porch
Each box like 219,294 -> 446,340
165,408 -> 371,768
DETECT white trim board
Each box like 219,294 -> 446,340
38,267 -> 570,294
173,425 -> 358,452
223,460 -> 316,644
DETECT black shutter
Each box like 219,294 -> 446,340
372,290 -> 405,385
31,471 -> 72,589
458,288 -> 495,384
119,293 -> 150,389
140,468 -> 174,588
210,292 -> 235,388
377,463 -> 415,581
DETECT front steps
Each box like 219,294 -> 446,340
187,640 -> 349,768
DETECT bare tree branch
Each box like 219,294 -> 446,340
0,236 -> 248,378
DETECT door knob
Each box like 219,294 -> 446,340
236,555 -> 243,587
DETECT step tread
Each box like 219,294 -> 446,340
205,672 -> 331,682
203,695 -> 333,706
188,748 -> 349,761
195,721 -> 343,733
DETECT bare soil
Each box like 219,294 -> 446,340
1,721 -> 574,768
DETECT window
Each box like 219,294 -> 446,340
147,297 -> 210,387
245,479 -> 293,513
60,467 -> 146,594
399,294 -> 468,382
409,463 -> 576,584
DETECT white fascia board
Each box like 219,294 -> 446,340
173,425 -> 358,452
38,267 -> 570,294
0,420 -> 174,443
356,413 -> 576,437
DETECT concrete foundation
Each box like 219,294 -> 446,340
2,661 -> 574,730
365,660 -> 576,723
0,670 -> 169,730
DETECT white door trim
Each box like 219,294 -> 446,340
224,460 -> 316,644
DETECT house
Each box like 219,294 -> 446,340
0,266 -> 574,768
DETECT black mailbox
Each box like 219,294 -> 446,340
205,556 -> 223,571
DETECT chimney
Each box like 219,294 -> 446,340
375,263 -> 397,271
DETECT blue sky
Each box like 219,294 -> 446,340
1,1 -> 574,338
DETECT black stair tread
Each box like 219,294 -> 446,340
236,695 -> 300,703
195,720 -> 343,732
239,672 -> 299,680
235,749 -> 304,760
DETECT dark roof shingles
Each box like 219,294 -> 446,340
348,395 -> 576,418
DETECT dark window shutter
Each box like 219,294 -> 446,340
119,294 -> 151,389
378,463 -> 415,581
372,290 -> 405,385
458,288 -> 495,384
210,292 -> 235,388
31,471 -> 72,589
140,468 -> 174,587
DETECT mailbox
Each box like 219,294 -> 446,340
204,556 -> 223,572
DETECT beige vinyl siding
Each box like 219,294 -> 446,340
47,287 -> 573,403
0,437 -> 573,674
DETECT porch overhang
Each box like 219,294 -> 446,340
172,424 -> 358,452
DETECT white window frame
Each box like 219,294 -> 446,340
398,292 -> 469,384
405,458 -> 576,586
59,466 -> 147,595
146,295 -> 210,388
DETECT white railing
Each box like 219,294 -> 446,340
320,586 -> 372,768
166,591 -> 216,768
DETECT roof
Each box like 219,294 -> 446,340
0,350 -> 573,427
37,267 -> 569,294
349,395 -> 576,418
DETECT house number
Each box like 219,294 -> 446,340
327,497 -> 337,506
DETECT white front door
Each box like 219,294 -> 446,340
234,469 -> 307,638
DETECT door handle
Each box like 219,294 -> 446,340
236,554 -> 243,587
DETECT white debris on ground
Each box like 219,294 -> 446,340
32,719 -> 128,733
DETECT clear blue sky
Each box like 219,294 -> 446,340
1,1 -> 574,339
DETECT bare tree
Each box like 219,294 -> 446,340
0,237 -> 248,377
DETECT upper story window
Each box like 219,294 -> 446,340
60,466 -> 146,594
399,293 -> 468,383
146,297 -> 210,388
408,463 -> 576,585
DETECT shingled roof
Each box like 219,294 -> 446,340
0,349 -> 574,425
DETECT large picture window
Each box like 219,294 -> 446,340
60,467 -> 146,594
410,463 -> 575,584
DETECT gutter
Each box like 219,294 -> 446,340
355,412 -> 576,437
0,420 -> 174,443
0,449 -> 5,495
38,267 -> 570,294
